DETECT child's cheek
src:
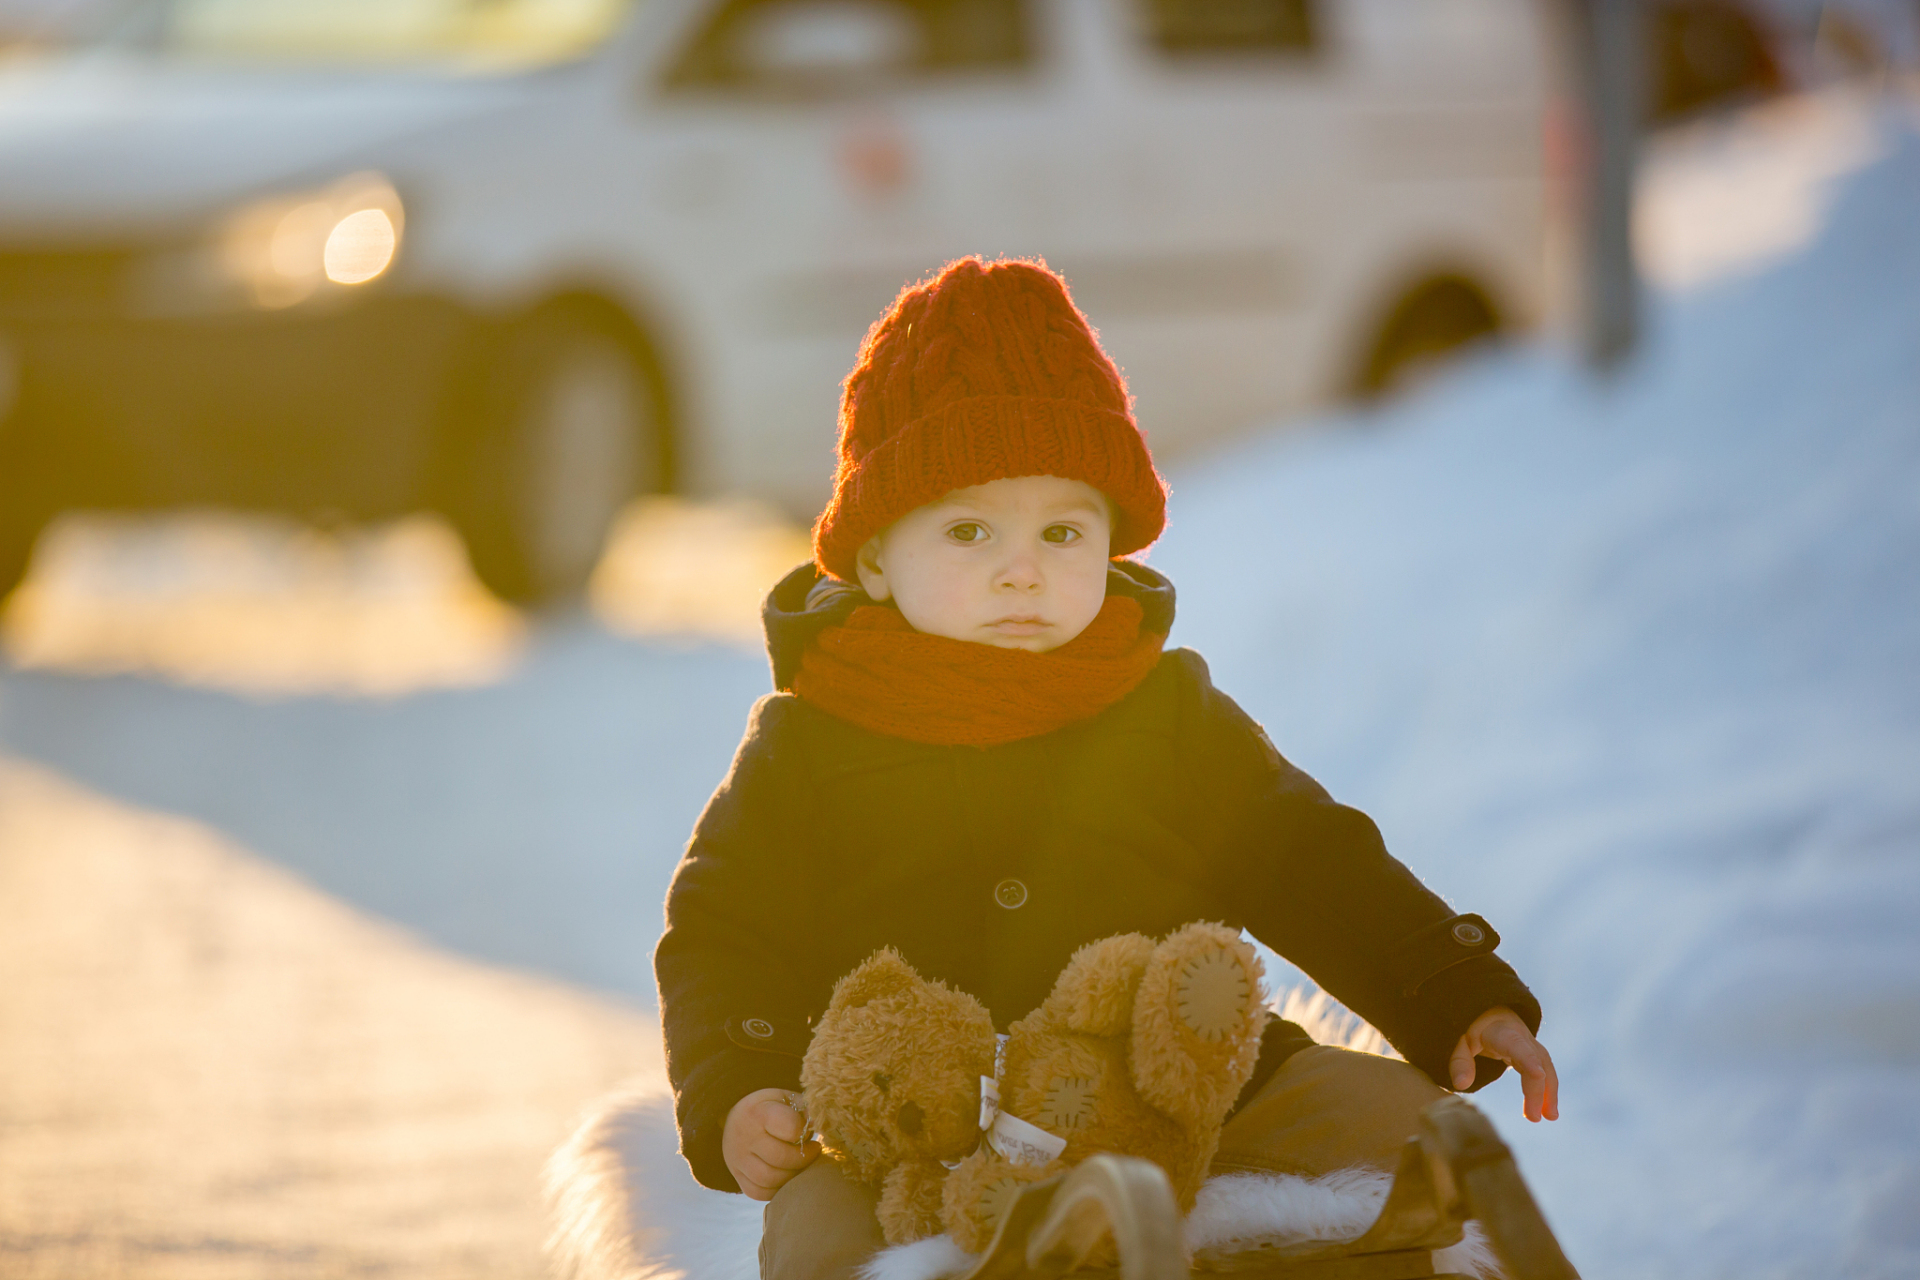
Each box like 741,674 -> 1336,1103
948,574 -> 991,629
912,562 -> 980,634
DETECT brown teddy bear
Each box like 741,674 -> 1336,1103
801,922 -> 1268,1251
798,948 -> 1001,1242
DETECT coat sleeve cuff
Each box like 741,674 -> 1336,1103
1387,913 -> 1502,998
1393,955 -> 1542,1092
676,1049 -> 806,1193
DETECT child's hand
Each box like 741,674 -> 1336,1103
723,1087 -> 820,1201
1449,1006 -> 1560,1123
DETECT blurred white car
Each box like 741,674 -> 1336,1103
0,0 -> 1553,601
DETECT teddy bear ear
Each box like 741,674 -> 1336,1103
829,948 -> 922,1012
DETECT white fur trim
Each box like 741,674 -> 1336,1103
1189,1171 -> 1498,1278
1187,1167 -> 1392,1250
1437,1224 -> 1501,1278
543,1086 -> 762,1280
544,1086 -> 1498,1280
855,1234 -> 976,1280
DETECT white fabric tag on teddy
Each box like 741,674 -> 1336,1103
977,1073 -> 1066,1166
987,1110 -> 1068,1167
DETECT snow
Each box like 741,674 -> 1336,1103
0,760 -> 664,1276
2,88 -> 1917,1277
1149,92 -> 1920,1278
0,624 -> 767,996
1634,91 -> 1889,289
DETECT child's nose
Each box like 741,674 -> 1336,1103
996,553 -> 1042,591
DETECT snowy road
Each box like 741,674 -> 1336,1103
0,762 -> 663,1278
3,88 -> 1917,1279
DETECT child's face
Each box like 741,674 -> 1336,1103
854,476 -> 1113,653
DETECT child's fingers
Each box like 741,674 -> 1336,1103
1536,1044 -> 1561,1121
1504,1037 -> 1560,1123
1447,1035 -> 1479,1091
753,1130 -> 817,1172
735,1162 -> 779,1201
1455,1009 -> 1564,1123
723,1088 -> 815,1200
731,1149 -> 779,1200
761,1096 -> 808,1145
737,1149 -> 806,1199
1517,1056 -> 1547,1122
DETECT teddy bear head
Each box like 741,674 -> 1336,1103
800,948 -> 998,1185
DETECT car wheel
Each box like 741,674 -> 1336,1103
0,436 -> 47,604
1353,275 -> 1502,402
453,310 -> 666,606
0,514 -> 39,603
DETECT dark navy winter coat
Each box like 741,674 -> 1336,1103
655,562 -> 1539,1193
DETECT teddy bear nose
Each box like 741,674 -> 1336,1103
896,1101 -> 924,1136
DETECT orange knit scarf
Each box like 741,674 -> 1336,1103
792,595 -> 1166,747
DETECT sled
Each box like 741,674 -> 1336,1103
958,1097 -> 1579,1280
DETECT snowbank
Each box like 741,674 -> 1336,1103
1150,100 -> 1920,1277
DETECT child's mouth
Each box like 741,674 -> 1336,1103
990,617 -> 1049,636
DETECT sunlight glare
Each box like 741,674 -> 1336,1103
0,512 -> 523,697
589,497 -> 813,648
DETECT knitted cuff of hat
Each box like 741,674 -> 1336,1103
813,395 -> 1165,581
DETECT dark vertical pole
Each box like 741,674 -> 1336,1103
1558,0 -> 1642,370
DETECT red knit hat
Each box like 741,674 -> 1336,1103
812,257 -> 1167,581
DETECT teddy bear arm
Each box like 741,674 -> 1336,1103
1130,922 -> 1270,1129
1042,933 -> 1158,1037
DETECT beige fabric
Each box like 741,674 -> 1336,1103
759,1045 -> 1447,1280
1210,1045 -> 1448,1178
760,1153 -> 887,1280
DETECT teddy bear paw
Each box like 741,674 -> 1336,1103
879,1158 -> 955,1245
1129,922 -> 1268,1128
942,1149 -> 1066,1253
1173,946 -> 1256,1041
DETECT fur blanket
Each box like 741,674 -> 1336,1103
544,1086 -> 1497,1280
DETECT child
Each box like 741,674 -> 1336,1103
655,258 -> 1558,1280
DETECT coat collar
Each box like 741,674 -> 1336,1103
761,560 -> 1177,693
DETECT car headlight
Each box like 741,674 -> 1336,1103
216,173 -> 405,308
124,174 -> 405,317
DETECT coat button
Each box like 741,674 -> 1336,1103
743,1017 -> 774,1039
1451,921 -> 1486,947
993,878 -> 1028,909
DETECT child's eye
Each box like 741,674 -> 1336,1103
1042,525 -> 1081,544
947,522 -> 985,543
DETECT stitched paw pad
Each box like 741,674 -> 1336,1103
976,1175 -> 1023,1231
1037,1075 -> 1099,1131
1175,947 -> 1254,1041
1129,922 -> 1267,1130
